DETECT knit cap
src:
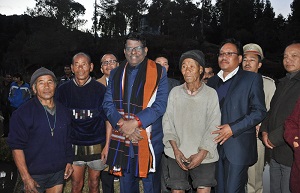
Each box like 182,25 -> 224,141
30,67 -> 56,87
179,50 -> 206,69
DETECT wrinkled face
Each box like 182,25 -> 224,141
101,54 -> 119,76
181,58 -> 203,84
64,66 -> 72,75
71,54 -> 93,81
283,43 -> 300,73
155,57 -> 169,72
33,75 -> 56,101
242,53 -> 262,73
124,40 -> 148,66
202,67 -> 214,83
218,43 -> 242,73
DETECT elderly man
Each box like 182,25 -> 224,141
8,67 -> 73,193
56,52 -> 111,193
103,32 -> 168,193
207,38 -> 267,193
242,43 -> 276,193
97,53 -> 119,86
163,50 -> 221,193
261,41 -> 300,193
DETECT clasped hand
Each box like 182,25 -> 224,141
174,149 -> 207,171
117,119 -> 143,142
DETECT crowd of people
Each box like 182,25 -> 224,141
0,32 -> 300,193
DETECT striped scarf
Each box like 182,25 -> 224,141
107,58 -> 162,178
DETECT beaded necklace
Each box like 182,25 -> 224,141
43,105 -> 56,137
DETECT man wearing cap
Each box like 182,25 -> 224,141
7,67 -> 73,193
163,50 -> 221,193
242,43 -> 276,193
260,41 -> 300,193
207,38 -> 267,193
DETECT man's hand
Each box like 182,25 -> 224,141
127,128 -> 143,142
212,124 -> 233,145
293,136 -> 299,148
64,163 -> 73,179
101,145 -> 109,164
118,119 -> 137,135
261,131 -> 275,149
173,149 -> 189,171
186,150 -> 208,170
117,118 -> 143,141
23,177 -> 40,193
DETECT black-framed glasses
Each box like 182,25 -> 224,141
218,52 -> 238,57
102,60 -> 118,66
125,46 -> 144,53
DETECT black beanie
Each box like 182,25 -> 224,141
179,50 -> 206,69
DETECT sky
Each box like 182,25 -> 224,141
0,0 -> 294,31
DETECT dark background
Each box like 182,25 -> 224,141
0,0 -> 300,82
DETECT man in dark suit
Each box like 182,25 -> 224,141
207,38 -> 267,193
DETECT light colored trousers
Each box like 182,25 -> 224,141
247,138 -> 264,193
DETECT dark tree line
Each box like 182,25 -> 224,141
0,0 -> 300,80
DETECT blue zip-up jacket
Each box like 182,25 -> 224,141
8,81 -> 31,108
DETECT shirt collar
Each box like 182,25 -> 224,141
286,70 -> 300,79
73,77 -> 92,87
217,66 -> 239,82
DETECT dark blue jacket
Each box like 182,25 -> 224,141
7,97 -> 73,175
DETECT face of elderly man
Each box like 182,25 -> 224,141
32,75 -> 56,101
283,43 -> 300,73
181,58 -> 203,84
101,54 -> 119,76
71,53 -> 94,84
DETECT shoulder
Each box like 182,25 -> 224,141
262,75 -> 275,84
97,76 -> 106,86
90,79 -> 106,91
202,83 -> 219,96
14,98 -> 37,113
168,78 -> 180,84
238,70 -> 262,82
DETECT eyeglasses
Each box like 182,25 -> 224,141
102,60 -> 118,66
218,52 -> 238,57
125,46 -> 144,53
